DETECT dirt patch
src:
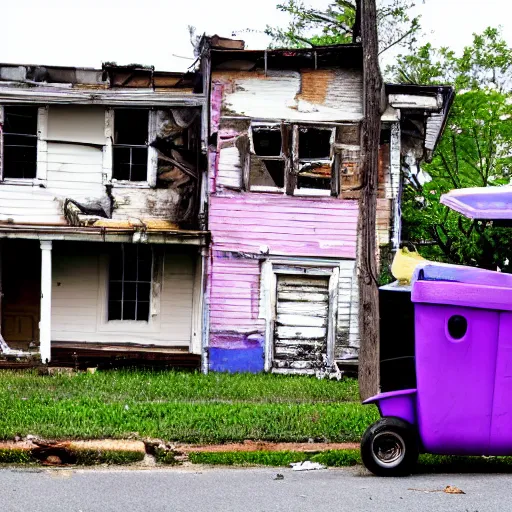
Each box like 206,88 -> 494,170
178,441 -> 359,453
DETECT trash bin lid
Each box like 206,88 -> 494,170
411,262 -> 512,311
412,262 -> 512,288
441,186 -> 512,220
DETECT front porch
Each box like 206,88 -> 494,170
0,230 -> 207,367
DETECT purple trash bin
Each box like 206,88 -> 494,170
361,261 -> 512,476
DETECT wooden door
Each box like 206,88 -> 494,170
1,240 -> 41,345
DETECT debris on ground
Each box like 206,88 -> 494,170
408,485 -> 466,495
444,485 -> 465,494
290,461 -> 326,471
274,474 -> 284,480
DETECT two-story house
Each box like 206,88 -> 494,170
0,39 -> 453,372
0,63 -> 209,366
201,37 -> 453,375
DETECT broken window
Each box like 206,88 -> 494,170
2,106 -> 38,179
112,109 -> 149,181
296,127 -> 333,195
108,244 -> 152,321
245,122 -> 360,198
249,126 -> 285,190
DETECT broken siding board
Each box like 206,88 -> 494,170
217,146 -> 243,190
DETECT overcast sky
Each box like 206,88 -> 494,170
2,0 -> 511,72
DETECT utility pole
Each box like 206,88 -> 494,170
358,0 -> 382,400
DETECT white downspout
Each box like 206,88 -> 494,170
39,240 -> 52,364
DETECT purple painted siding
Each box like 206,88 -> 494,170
206,194 -> 359,371
209,253 -> 264,335
206,76 -> 360,372
210,194 -> 358,259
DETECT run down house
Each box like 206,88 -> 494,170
0,42 -> 453,371
0,63 -> 209,367
202,37 -> 454,374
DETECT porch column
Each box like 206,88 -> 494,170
40,240 -> 52,364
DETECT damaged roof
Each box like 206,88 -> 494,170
0,62 -> 204,106
0,62 -> 198,90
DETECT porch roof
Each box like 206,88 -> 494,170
0,225 -> 209,245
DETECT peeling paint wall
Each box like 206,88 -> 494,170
207,64 -> 368,374
0,105 -> 201,228
213,69 -> 363,122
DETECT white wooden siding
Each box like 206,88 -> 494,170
0,105 -> 187,224
51,242 -> 195,347
336,259 -> 360,360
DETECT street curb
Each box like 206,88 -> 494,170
0,439 -> 360,466
0,439 -> 146,466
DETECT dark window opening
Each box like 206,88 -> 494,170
298,128 -> 331,159
296,127 -> 333,192
297,162 -> 332,190
113,109 -> 149,181
253,128 -> 282,156
249,159 -> 285,189
108,244 -> 152,321
3,106 -> 38,179
250,127 -> 285,190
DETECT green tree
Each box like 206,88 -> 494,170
394,28 -> 512,270
265,0 -> 422,55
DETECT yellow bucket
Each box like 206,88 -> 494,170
391,247 -> 427,285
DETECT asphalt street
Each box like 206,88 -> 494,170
0,465 -> 508,512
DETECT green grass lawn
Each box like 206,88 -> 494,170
0,370 -> 377,442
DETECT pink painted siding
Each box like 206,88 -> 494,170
209,194 -> 359,259
208,253 -> 265,342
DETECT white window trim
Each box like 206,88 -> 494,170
104,108 -> 157,188
96,248 -> 162,334
0,105 -> 48,185
190,253 -> 204,355
248,123 -> 286,193
293,126 -> 335,197
260,258 -> 340,372
293,188 -> 332,197
250,185 -> 285,194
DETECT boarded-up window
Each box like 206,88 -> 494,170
113,109 -> 149,181
108,244 -> 152,321
273,275 -> 330,372
249,126 -> 285,190
296,127 -> 333,195
2,107 -> 38,179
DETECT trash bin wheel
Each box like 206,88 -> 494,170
361,417 -> 418,476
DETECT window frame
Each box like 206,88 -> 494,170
107,243 -> 154,323
106,108 -> 157,188
248,122 -> 287,193
247,122 -> 338,197
0,105 -> 48,186
260,258 -> 340,372
293,125 -> 335,198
